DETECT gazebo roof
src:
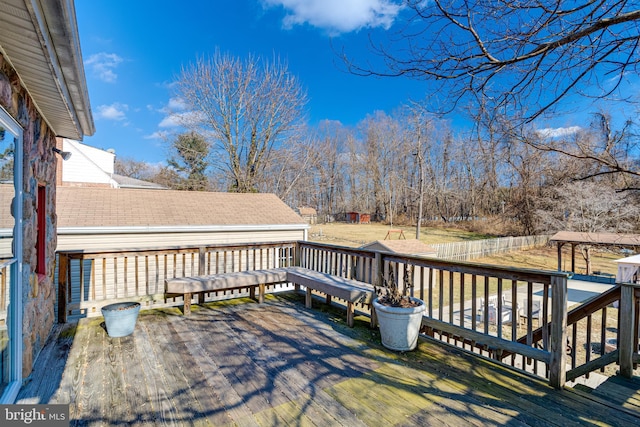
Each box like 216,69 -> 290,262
549,231 -> 640,273
614,254 -> 640,265
550,231 -> 640,247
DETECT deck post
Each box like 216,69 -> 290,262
294,242 -> 301,291
375,252 -> 384,288
618,282 -> 637,378
549,275 -> 567,389
57,254 -> 69,323
197,247 -> 206,304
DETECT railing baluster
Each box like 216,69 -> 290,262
438,270 -> 444,321
123,257 -> 128,297
449,271 -> 454,325
585,315 -> 592,370
471,274 -> 477,331
511,279 -> 517,343
460,273 -> 465,328
497,278 -> 503,339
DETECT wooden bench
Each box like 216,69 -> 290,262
285,267 -> 376,328
166,266 -> 376,327
165,268 -> 289,315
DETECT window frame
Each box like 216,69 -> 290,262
0,105 -> 23,404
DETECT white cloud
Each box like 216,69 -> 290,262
84,52 -> 123,83
96,103 -> 128,121
158,114 -> 182,128
144,131 -> 169,140
159,111 -> 205,128
263,0 -> 403,34
536,126 -> 582,139
158,97 -> 187,115
167,97 -> 187,111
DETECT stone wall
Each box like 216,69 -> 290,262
0,53 -> 58,377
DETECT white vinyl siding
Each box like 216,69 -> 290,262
57,229 -> 305,251
61,139 -> 116,186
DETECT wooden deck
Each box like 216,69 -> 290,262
17,293 -> 640,426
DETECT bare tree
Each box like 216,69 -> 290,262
259,131 -> 315,206
531,112 -> 640,186
347,1 -> 640,121
536,180 -> 638,272
175,52 -> 307,192
343,2 -> 640,186
360,111 -> 407,222
114,157 -> 156,180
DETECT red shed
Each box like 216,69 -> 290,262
346,212 -> 370,224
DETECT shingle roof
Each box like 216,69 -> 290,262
0,185 -> 306,228
55,187 -> 306,228
361,239 -> 437,255
297,207 -> 317,215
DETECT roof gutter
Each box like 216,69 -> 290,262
57,223 -> 310,235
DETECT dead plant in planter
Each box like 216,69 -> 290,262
375,265 -> 422,308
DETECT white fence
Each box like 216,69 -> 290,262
431,235 -> 551,261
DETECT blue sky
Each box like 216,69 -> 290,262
76,1 -> 638,165
76,0 -> 427,164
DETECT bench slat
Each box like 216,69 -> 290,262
285,267 -> 375,328
285,267 -> 374,304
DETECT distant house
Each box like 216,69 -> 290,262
54,187 -> 309,251
57,138 -> 166,189
296,206 -> 317,225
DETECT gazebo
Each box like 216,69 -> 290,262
549,231 -> 640,274
615,254 -> 640,283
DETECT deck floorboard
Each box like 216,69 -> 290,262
17,293 -> 640,426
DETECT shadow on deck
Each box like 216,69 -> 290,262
17,292 -> 640,426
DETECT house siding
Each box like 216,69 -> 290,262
60,139 -> 116,187
56,229 -> 306,252
0,53 -> 58,377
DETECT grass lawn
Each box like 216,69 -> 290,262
476,246 -> 620,276
308,222 -> 492,247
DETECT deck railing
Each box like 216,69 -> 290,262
560,283 -> 639,381
298,241 -> 568,388
56,240 -> 639,389
56,242 -> 297,322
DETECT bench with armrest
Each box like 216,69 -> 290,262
165,266 -> 376,327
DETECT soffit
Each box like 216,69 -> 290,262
0,0 -> 94,139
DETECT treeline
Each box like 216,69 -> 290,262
116,106 -> 640,236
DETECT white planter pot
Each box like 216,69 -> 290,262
373,297 -> 425,351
